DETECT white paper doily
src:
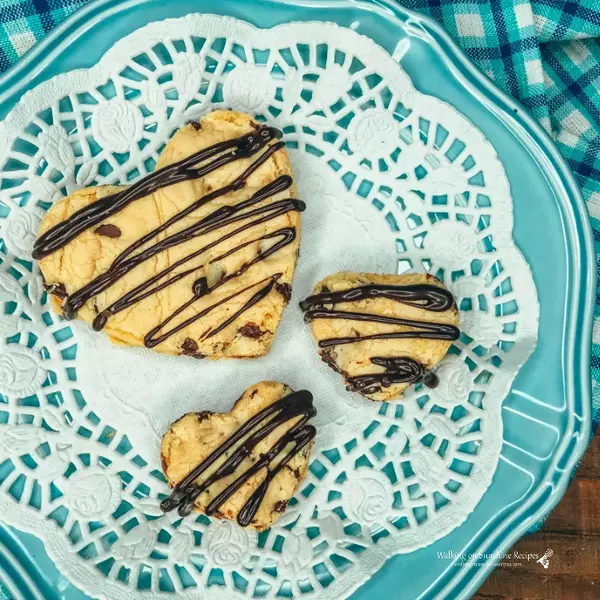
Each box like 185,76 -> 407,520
0,14 -> 538,600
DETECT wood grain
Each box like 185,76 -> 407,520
473,433 -> 600,600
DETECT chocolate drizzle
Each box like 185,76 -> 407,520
300,281 -> 459,394
347,356 -> 439,395
44,282 -> 67,299
301,309 -> 459,346
299,283 -> 455,313
35,125 -> 304,349
161,390 -> 316,526
33,126 -> 283,259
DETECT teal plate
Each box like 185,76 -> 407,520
0,0 -> 594,599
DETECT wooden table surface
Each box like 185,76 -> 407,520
473,432 -> 600,600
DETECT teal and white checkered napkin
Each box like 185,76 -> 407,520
0,0 -> 598,427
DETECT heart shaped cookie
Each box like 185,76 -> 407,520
35,110 -> 303,358
160,381 -> 316,530
300,272 -> 460,401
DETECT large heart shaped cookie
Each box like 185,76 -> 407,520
160,381 -> 315,530
300,272 -> 460,401
35,110 -> 303,358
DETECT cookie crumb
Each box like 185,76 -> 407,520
95,224 -> 122,238
239,323 -> 264,338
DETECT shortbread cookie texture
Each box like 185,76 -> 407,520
160,381 -> 316,531
300,272 -> 460,401
35,110 -> 302,358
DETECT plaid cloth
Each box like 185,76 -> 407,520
0,0 -> 598,427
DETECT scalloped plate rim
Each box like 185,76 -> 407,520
0,0 -> 594,599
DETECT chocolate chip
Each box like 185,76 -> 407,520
181,337 -> 199,355
196,411 -> 210,423
292,468 -> 301,479
188,120 -> 202,130
44,282 -> 67,299
239,323 -> 264,338
422,372 -> 439,389
180,337 -> 205,358
273,500 -> 288,513
193,278 -> 209,297
275,282 -> 292,303
95,224 -> 121,238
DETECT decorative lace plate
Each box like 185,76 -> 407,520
0,11 -> 543,600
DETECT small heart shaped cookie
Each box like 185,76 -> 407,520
300,272 -> 460,401
35,110 -> 303,358
160,381 -> 316,530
